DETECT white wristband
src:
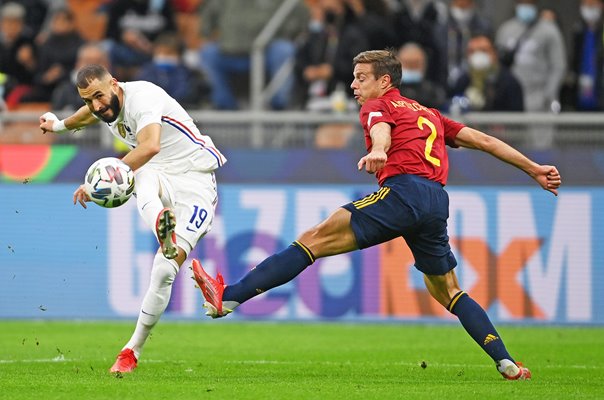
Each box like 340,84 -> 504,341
41,112 -> 69,133
52,119 -> 67,133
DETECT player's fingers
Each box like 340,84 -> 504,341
357,158 -> 366,170
78,194 -> 88,208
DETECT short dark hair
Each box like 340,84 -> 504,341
76,64 -> 110,89
353,49 -> 401,86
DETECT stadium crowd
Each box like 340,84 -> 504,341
0,0 -> 601,114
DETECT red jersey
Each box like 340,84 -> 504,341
359,88 -> 465,186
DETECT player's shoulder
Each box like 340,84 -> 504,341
121,80 -> 164,96
121,81 -> 168,108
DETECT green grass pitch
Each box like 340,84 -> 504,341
1,321 -> 603,399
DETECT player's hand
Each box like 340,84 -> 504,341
533,165 -> 561,196
73,184 -> 90,208
40,112 -> 65,133
358,150 -> 387,174
39,115 -> 55,133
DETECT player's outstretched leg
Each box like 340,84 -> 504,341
109,348 -> 137,373
156,207 -> 177,259
192,259 -> 231,318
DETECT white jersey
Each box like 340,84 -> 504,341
105,81 -> 226,174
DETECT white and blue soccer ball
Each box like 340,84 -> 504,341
84,157 -> 135,208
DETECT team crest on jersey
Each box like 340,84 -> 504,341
117,122 -> 131,138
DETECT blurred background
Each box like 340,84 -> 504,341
1,0 -> 603,325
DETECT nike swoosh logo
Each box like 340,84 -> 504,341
186,226 -> 196,232
141,201 -> 153,210
141,310 -> 155,316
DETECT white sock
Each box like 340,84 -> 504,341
123,254 -> 179,359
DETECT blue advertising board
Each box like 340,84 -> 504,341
1,184 -> 602,324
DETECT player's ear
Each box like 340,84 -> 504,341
381,74 -> 391,89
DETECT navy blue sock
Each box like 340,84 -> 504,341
448,291 -> 515,363
223,241 -> 315,304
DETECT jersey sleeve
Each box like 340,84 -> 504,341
434,109 -> 466,147
359,98 -> 395,131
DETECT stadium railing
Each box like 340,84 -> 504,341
1,110 -> 603,150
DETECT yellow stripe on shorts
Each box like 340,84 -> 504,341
352,187 -> 391,209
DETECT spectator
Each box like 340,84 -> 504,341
397,42 -> 447,109
449,34 -> 523,112
135,32 -> 207,107
49,40 -> 122,151
198,0 -> 307,110
0,0 -> 49,38
104,0 -> 177,80
390,0 -> 448,86
495,0 -> 566,113
51,41 -> 111,111
169,0 -> 203,69
345,0 -> 396,50
0,2 -> 36,109
295,0 -> 367,149
294,0 -> 367,112
21,7 -> 83,103
569,0 -> 604,111
438,0 -> 492,92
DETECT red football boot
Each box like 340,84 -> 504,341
191,259 -> 231,318
109,348 -> 137,373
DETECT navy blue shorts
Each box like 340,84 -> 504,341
342,174 -> 457,275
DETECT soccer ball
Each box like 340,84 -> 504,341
84,157 -> 135,208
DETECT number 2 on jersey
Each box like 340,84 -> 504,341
417,116 -> 441,167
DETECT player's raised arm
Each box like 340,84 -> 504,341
454,126 -> 561,195
39,104 -> 98,134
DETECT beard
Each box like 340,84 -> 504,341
93,93 -> 121,123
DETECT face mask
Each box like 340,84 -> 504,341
153,55 -> 179,68
581,6 -> 602,23
469,51 -> 492,71
401,69 -> 424,84
450,7 -> 474,24
516,4 -> 537,23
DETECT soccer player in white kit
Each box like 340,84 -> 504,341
39,64 -> 226,373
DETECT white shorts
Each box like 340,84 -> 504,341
136,167 -> 218,254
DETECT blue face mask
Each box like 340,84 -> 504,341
516,4 -> 537,23
401,69 -> 424,84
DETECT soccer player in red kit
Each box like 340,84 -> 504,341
193,49 -> 561,380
